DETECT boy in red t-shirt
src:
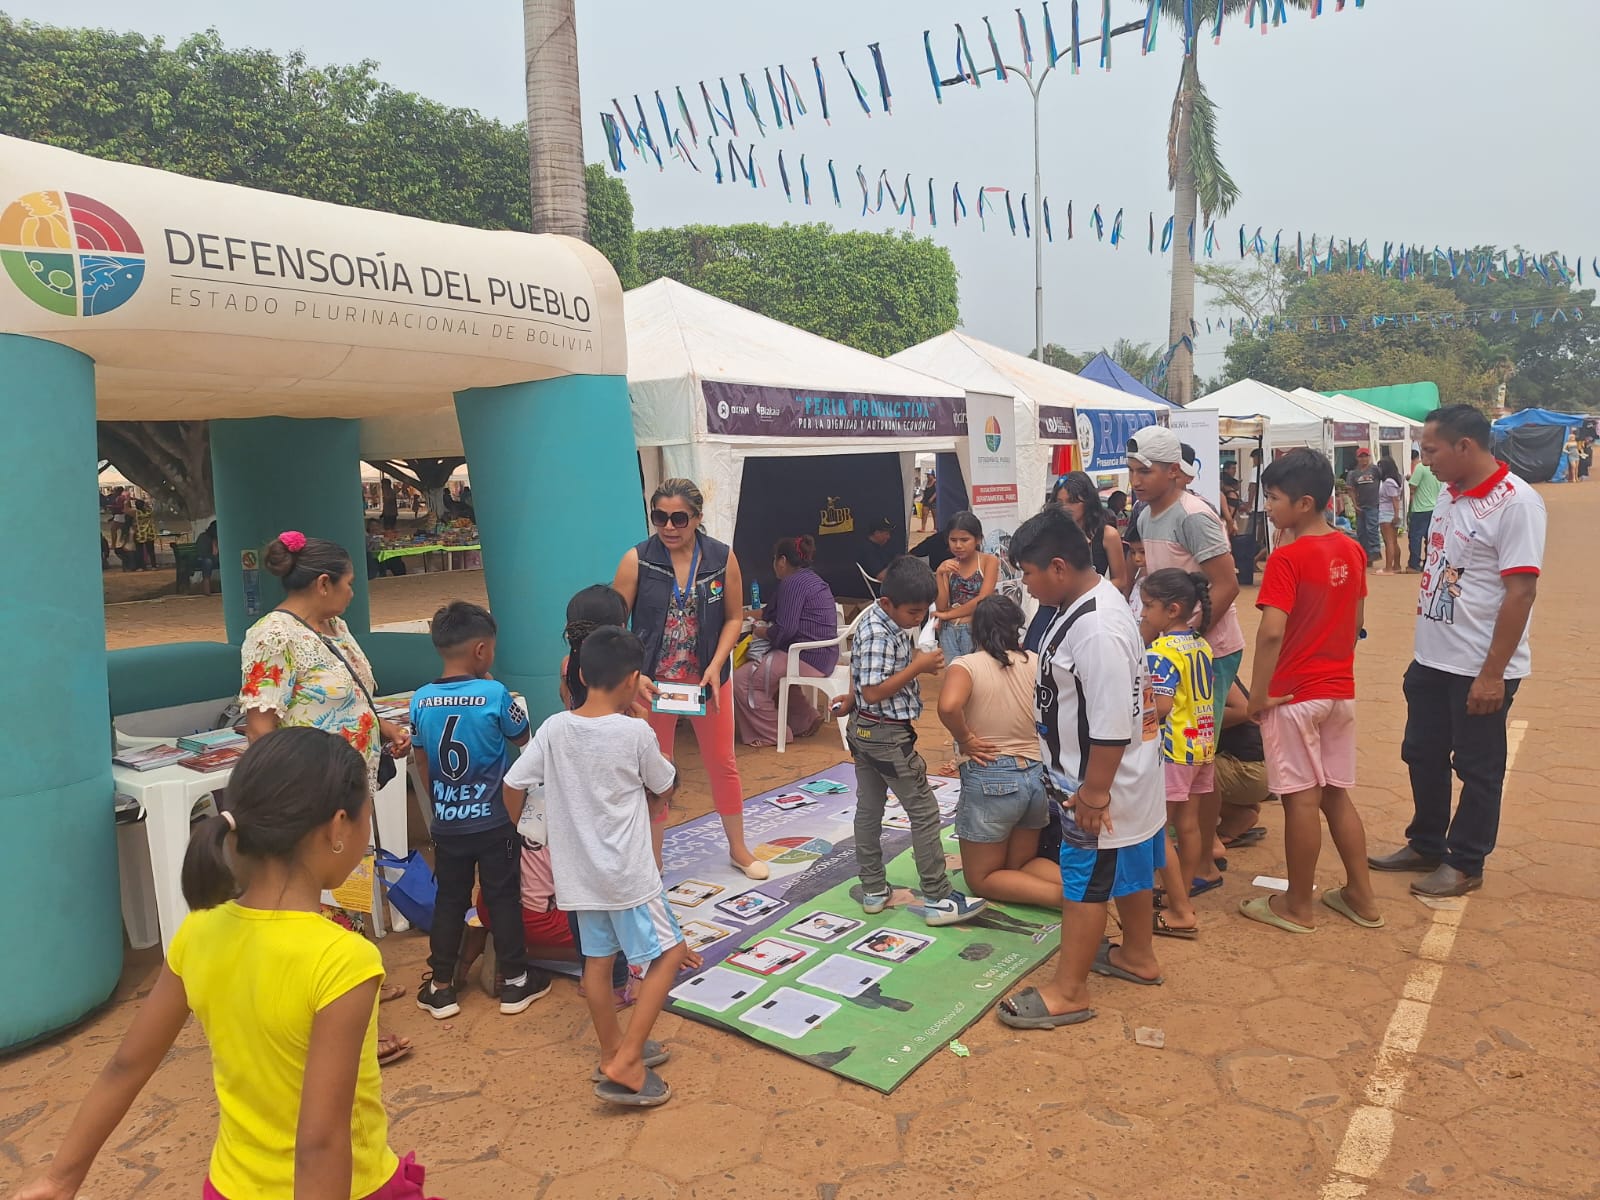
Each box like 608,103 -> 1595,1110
1242,448 -> 1384,935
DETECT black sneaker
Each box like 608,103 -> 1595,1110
416,978 -> 460,1020
499,969 -> 553,1015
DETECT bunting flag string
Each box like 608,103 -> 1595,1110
983,17 -> 1008,81
655,91 -> 677,151
829,159 -> 841,206
765,69 -> 786,130
1141,0 -> 1159,54
676,87 -> 698,146
954,23 -> 982,87
740,74 -> 766,136
1017,8 -> 1035,75
1091,204 -> 1104,241
924,31 -> 944,103
778,150 -> 792,201
813,57 -> 831,122
1044,1 -> 1060,66
1070,0 -> 1082,72
1021,192 -> 1032,239
869,43 -> 893,112
1100,0 -> 1113,70
1109,207 -> 1124,246
840,50 -> 874,114
1043,197 -> 1053,242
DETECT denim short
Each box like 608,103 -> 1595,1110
938,621 -> 974,662
955,756 -> 1048,843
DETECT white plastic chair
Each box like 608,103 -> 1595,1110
855,562 -> 881,598
775,606 -> 870,753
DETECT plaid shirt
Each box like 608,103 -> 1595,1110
850,603 -> 921,721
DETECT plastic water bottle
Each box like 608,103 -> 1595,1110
750,581 -> 761,610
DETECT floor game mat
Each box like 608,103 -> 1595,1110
662,764 -> 1060,1093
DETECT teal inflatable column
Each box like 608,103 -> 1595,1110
454,374 -> 640,717
0,334 -> 122,1050
211,417 -> 370,643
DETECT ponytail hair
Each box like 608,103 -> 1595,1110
971,594 -> 1026,667
181,728 -> 369,910
1140,568 -> 1213,634
564,583 -> 630,708
773,534 -> 816,568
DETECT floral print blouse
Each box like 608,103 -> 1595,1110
239,610 -> 381,789
656,590 -> 702,684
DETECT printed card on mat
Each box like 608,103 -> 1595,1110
727,938 -> 812,976
680,920 -> 736,952
850,928 -> 934,963
785,911 -> 863,943
737,987 -> 841,1039
669,965 -> 757,1013
666,879 -> 724,908
798,955 -> 893,998
714,891 -> 786,924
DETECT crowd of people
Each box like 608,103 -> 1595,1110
17,402 -> 1546,1195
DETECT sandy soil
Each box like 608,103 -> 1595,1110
7,485 -> 1594,1199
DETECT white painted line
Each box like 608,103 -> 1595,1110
1316,718 -> 1527,1198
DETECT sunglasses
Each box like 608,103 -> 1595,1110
650,509 -> 693,529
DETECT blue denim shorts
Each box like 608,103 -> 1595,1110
955,757 -> 1048,843
938,621 -> 974,662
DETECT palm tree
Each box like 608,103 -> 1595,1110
1160,0 -> 1308,404
1106,338 -> 1161,382
522,0 -> 587,237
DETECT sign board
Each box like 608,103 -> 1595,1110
964,392 -> 1019,543
1076,408 -> 1159,472
702,381 -> 965,439
1332,421 -> 1370,444
0,135 -> 620,418
1036,404 -> 1076,441
1378,425 -> 1407,442
1165,408 -> 1222,512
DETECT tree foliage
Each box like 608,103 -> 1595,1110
0,17 -> 644,517
1029,344 -> 1088,373
1214,251 -> 1599,410
636,223 -> 960,357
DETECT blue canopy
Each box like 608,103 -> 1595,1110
1491,408 -> 1588,432
1079,352 -> 1177,408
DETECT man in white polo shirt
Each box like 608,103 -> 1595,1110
1369,405 -> 1545,897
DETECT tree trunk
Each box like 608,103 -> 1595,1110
523,0 -> 588,238
97,420 -> 214,530
1166,54 -> 1200,407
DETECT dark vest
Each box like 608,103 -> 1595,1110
632,532 -> 734,683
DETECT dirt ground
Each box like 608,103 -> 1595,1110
8,486 -> 1594,1199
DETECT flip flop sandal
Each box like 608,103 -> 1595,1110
1238,894 -> 1314,934
1091,941 -> 1164,986
594,1068 -> 672,1108
379,983 -> 407,1004
996,986 -> 1096,1030
1153,910 -> 1199,940
1222,827 -> 1268,849
377,1040 -> 413,1068
590,1040 -> 670,1082
1190,876 -> 1224,897
1321,887 -> 1386,929
1213,856 -> 1229,872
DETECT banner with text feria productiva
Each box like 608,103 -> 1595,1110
964,391 -> 1019,554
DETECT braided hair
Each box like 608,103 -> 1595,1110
564,584 -> 630,708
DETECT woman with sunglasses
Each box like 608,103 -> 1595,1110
612,479 -> 767,879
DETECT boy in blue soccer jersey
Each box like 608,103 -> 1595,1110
411,601 -> 551,1018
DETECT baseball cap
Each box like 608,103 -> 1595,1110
1178,443 -> 1201,480
1126,425 -> 1184,466
1356,447 -> 1372,456
869,516 -> 893,533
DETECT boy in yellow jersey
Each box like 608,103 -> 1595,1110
1138,568 -> 1219,938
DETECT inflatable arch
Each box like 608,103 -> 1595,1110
0,136 -> 637,1049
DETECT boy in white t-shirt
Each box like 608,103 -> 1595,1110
996,507 -> 1168,1031
504,626 -> 681,1107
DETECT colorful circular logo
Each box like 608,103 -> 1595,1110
984,415 -> 1002,452
0,190 -> 145,317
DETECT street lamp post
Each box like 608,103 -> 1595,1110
940,20 -> 1147,364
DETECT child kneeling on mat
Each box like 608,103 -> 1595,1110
504,625 -> 684,1107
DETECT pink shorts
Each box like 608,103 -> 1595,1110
205,1152 -> 438,1200
1163,759 -> 1216,803
1261,699 -> 1357,795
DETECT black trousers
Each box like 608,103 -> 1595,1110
1401,662 -> 1521,876
428,825 -> 527,981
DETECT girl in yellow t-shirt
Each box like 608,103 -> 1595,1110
1138,568 -> 1218,942
13,729 -> 429,1200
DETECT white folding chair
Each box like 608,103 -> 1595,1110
775,606 -> 870,753
855,562 -> 881,598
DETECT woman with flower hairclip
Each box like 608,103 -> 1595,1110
239,531 -> 416,1066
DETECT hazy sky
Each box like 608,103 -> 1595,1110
10,1 -> 1598,371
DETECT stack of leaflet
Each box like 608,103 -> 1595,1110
176,728 -> 247,755
112,745 -> 191,772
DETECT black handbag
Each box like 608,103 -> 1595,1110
284,612 -> 399,787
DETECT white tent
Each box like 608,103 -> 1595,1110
1192,379 -> 1337,458
1295,388 -> 1420,465
891,331 -> 1168,508
626,279 -> 988,542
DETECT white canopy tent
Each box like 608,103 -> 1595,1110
626,279 -> 987,543
1295,388 -> 1420,466
1192,379 -> 1336,458
891,331 -> 1168,507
